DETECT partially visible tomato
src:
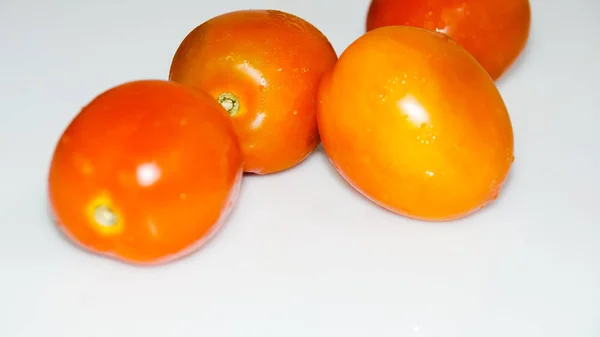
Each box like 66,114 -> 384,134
366,0 -> 531,80
169,9 -> 338,174
48,80 -> 243,265
317,26 -> 514,221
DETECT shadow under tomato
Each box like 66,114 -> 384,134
240,143 -> 326,179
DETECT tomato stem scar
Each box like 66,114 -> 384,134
93,205 -> 119,227
217,92 -> 240,116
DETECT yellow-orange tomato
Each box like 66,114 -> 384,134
317,26 -> 514,221
366,0 -> 531,80
48,80 -> 243,265
169,9 -> 338,174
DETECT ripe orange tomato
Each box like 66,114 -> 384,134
48,80 -> 243,265
366,0 -> 531,80
317,26 -> 514,221
169,9 -> 338,174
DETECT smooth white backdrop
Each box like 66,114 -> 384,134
1,0 -> 599,336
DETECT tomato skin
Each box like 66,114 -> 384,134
366,0 -> 531,80
48,80 -> 243,265
317,26 -> 514,221
169,9 -> 338,174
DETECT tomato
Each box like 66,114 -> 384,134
169,9 -> 338,174
317,26 -> 514,221
48,80 -> 243,265
366,0 -> 531,80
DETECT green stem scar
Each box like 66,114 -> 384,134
217,92 -> 240,116
93,205 -> 118,227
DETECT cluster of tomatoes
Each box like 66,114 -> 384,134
47,0 -> 531,265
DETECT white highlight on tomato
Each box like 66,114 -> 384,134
136,162 -> 161,187
397,94 -> 430,126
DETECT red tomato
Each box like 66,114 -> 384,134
366,0 -> 531,80
169,9 -> 338,174
48,80 -> 243,265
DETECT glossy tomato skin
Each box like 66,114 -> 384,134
48,80 -> 243,265
317,26 -> 514,221
366,0 -> 531,80
169,9 -> 338,174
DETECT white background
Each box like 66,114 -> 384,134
1,0 -> 599,336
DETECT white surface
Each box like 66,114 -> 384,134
1,0 -> 599,336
